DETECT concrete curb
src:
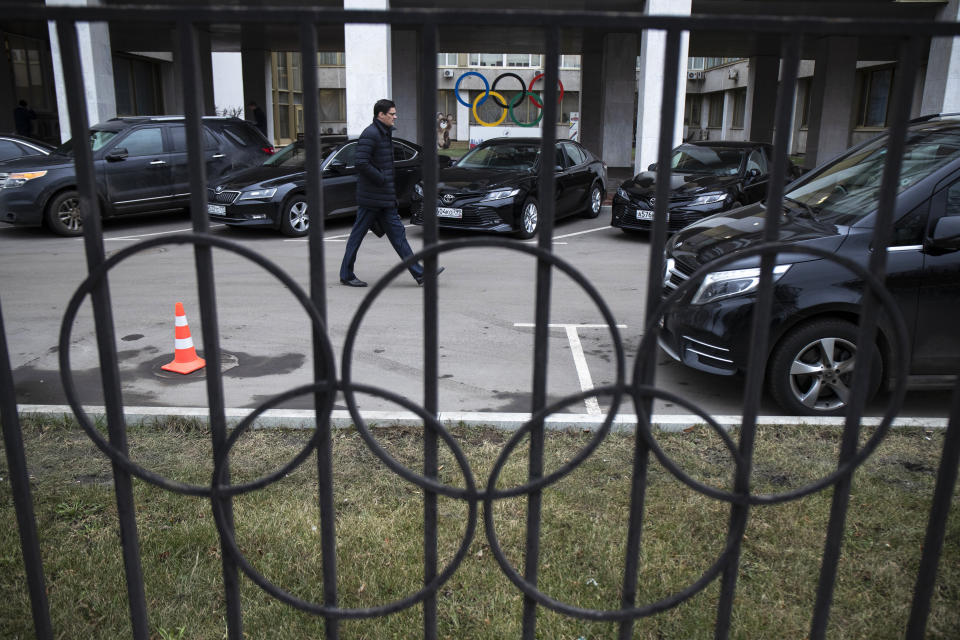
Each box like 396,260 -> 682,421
16,404 -> 949,431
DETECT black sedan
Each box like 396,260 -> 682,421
208,136 -> 422,237
410,137 -> 606,239
0,134 -> 53,163
611,141 -> 776,233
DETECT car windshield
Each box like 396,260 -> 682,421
671,145 -> 744,176
455,143 -> 540,170
263,141 -> 341,169
784,125 -> 960,224
53,129 -> 119,156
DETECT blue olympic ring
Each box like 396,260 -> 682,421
454,71 -> 489,108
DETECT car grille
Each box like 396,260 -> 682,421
412,200 -> 505,228
662,256 -> 696,299
208,188 -> 240,205
614,202 -> 707,232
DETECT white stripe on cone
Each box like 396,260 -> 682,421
174,337 -> 195,350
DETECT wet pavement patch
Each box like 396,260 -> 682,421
121,334 -> 144,342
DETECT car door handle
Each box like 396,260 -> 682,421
211,153 -> 225,159
150,160 -> 166,165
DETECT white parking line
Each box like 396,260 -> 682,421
553,226 -> 611,240
92,224 -> 226,242
515,322 -> 628,415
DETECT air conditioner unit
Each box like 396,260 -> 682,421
687,71 -> 704,80
442,69 -> 455,78
728,68 -> 739,80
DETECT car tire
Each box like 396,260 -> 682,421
582,182 -> 603,219
44,189 -> 84,237
516,196 -> 540,239
768,319 -> 883,417
280,194 -> 309,237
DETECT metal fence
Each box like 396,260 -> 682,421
1,4 -> 959,640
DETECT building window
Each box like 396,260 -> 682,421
704,57 -> 743,69
318,52 -> 344,66
437,52 -> 458,67
469,53 -> 504,67
707,92 -> 724,128
437,90 -> 457,117
684,95 -> 702,126
318,89 -> 345,127
857,67 -> 893,128
688,57 -> 705,70
272,52 -> 304,142
113,54 -> 162,116
731,89 -> 746,128
559,55 -> 580,69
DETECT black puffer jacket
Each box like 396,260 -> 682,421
355,118 -> 396,209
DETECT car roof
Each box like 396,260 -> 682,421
684,140 -> 767,149
0,134 -> 54,150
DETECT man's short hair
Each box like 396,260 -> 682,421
373,99 -> 396,118
18,100 -> 27,107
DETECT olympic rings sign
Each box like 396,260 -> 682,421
454,71 -> 564,128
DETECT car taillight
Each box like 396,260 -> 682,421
262,146 -> 275,155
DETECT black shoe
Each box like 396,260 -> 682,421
415,266 -> 445,286
340,277 -> 368,287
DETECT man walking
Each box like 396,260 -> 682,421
339,98 -> 442,287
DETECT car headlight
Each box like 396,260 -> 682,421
616,187 -> 631,200
691,192 -> 728,206
414,183 -> 423,198
691,264 -> 791,305
239,188 -> 277,200
482,188 -> 519,201
3,170 -> 48,188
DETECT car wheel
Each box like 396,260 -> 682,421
280,195 -> 309,237
44,190 -> 84,237
582,182 -> 603,219
768,319 -> 882,417
516,197 -> 540,239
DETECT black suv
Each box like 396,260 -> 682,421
659,117 -> 960,416
0,116 -> 273,236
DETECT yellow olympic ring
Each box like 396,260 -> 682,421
472,91 -> 508,127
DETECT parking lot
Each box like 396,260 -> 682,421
1,206 -> 954,421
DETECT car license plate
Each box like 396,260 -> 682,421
437,207 -> 462,219
636,209 -> 654,221
208,204 -> 226,215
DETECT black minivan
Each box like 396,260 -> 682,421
0,116 -> 273,236
659,117 -> 960,416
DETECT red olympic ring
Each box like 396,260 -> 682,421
526,73 -> 565,108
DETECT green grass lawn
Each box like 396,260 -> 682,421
1,417 -> 957,639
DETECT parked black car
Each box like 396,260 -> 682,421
0,134 -> 54,163
0,116 -> 274,236
612,141 -> 777,234
659,117 -> 960,416
410,137 -> 606,239
208,136 -> 422,237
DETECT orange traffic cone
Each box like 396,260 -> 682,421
161,302 -> 206,374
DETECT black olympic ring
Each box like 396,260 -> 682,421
57,232 -> 338,497
634,240 -> 912,506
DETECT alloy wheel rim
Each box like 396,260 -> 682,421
290,201 -> 309,232
788,336 -> 857,411
523,202 -> 538,234
591,187 -> 601,213
58,198 -> 82,232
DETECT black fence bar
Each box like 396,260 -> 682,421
809,35 -> 923,640
299,20 -> 340,640
176,20 -> 244,639
521,26 -> 559,640
906,377 -> 960,638
54,18 -> 151,640
0,296 -> 53,640
419,21 -> 441,640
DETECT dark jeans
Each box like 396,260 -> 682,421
339,206 -> 423,282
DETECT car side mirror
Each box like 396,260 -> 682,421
326,161 -> 346,174
438,155 -> 453,168
931,215 -> 960,250
105,148 -> 128,161
748,167 -> 761,178
555,165 -> 564,172
648,163 -> 657,171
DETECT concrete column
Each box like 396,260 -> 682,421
804,36 -> 857,169
47,0 -> 116,141
579,30 -> 604,158
345,0 -> 391,137
391,29 -> 419,145
240,24 -> 273,141
634,0 -> 691,174
456,99 -> 469,142
745,55 -> 779,143
921,0 -> 960,115
600,33 -> 638,169
0,39 -> 14,133
167,29 -> 215,116
197,29 -> 216,116
721,89 -> 733,140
